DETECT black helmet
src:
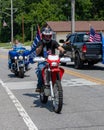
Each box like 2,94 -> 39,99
42,27 -> 52,43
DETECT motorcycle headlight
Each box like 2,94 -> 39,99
19,55 -> 23,60
14,56 -> 17,60
51,62 -> 58,67
25,56 -> 28,59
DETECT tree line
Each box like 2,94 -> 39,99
0,0 -> 104,42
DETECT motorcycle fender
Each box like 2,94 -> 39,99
17,61 -> 24,71
18,61 -> 25,67
59,67 -> 64,79
42,67 -> 64,84
51,67 -> 64,83
19,64 -> 24,67
42,67 -> 46,84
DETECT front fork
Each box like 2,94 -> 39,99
48,68 -> 60,100
50,81 -> 54,100
48,68 -> 54,100
17,60 -> 25,71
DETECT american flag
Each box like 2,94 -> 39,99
89,27 -> 101,42
29,25 -> 42,62
31,25 -> 42,49
3,20 -> 7,27
102,35 -> 104,64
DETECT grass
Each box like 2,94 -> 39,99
0,41 -> 32,49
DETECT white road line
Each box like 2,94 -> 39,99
0,79 -> 38,130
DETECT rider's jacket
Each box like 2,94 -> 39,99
36,39 -> 60,57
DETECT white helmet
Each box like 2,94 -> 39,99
83,34 -> 89,42
42,27 -> 52,43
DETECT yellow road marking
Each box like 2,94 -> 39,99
65,69 -> 104,85
0,54 -> 104,85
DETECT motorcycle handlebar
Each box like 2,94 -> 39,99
60,57 -> 71,62
33,57 -> 46,62
33,56 -> 71,63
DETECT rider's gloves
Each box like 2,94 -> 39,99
59,53 -> 64,57
59,51 -> 66,57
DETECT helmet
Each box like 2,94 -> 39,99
42,27 -> 52,43
83,34 -> 89,42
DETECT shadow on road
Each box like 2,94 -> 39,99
61,63 -> 104,71
8,73 -> 30,78
23,93 -> 54,112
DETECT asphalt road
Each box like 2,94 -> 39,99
0,48 -> 104,130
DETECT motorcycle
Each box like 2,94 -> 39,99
8,47 -> 30,78
34,54 -> 67,113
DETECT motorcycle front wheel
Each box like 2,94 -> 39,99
40,88 -> 48,104
19,67 -> 24,78
53,80 -> 63,113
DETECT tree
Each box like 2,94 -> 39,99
75,0 -> 92,20
0,0 -> 104,42
25,0 -> 66,26
14,0 -> 66,41
91,0 -> 104,20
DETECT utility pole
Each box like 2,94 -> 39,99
11,0 -> 13,43
22,15 -> 24,44
31,25 -> 33,42
71,0 -> 75,33
0,0 -> 2,42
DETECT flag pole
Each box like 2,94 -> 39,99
11,0 -> 13,44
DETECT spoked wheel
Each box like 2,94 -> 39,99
74,53 -> 83,69
15,71 -> 18,76
88,61 -> 94,67
19,67 -> 24,78
40,88 -> 48,104
53,80 -> 63,113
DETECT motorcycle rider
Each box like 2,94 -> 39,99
35,27 -> 65,92
13,39 -> 22,49
8,39 -> 22,69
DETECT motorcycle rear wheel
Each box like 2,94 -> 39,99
53,80 -> 63,113
15,71 -> 18,76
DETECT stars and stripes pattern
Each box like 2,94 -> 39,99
29,25 -> 42,63
31,25 -> 42,50
89,27 -> 101,42
3,20 -> 7,27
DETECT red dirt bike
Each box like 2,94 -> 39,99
34,54 -> 68,113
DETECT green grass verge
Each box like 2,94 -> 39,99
0,41 -> 32,49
